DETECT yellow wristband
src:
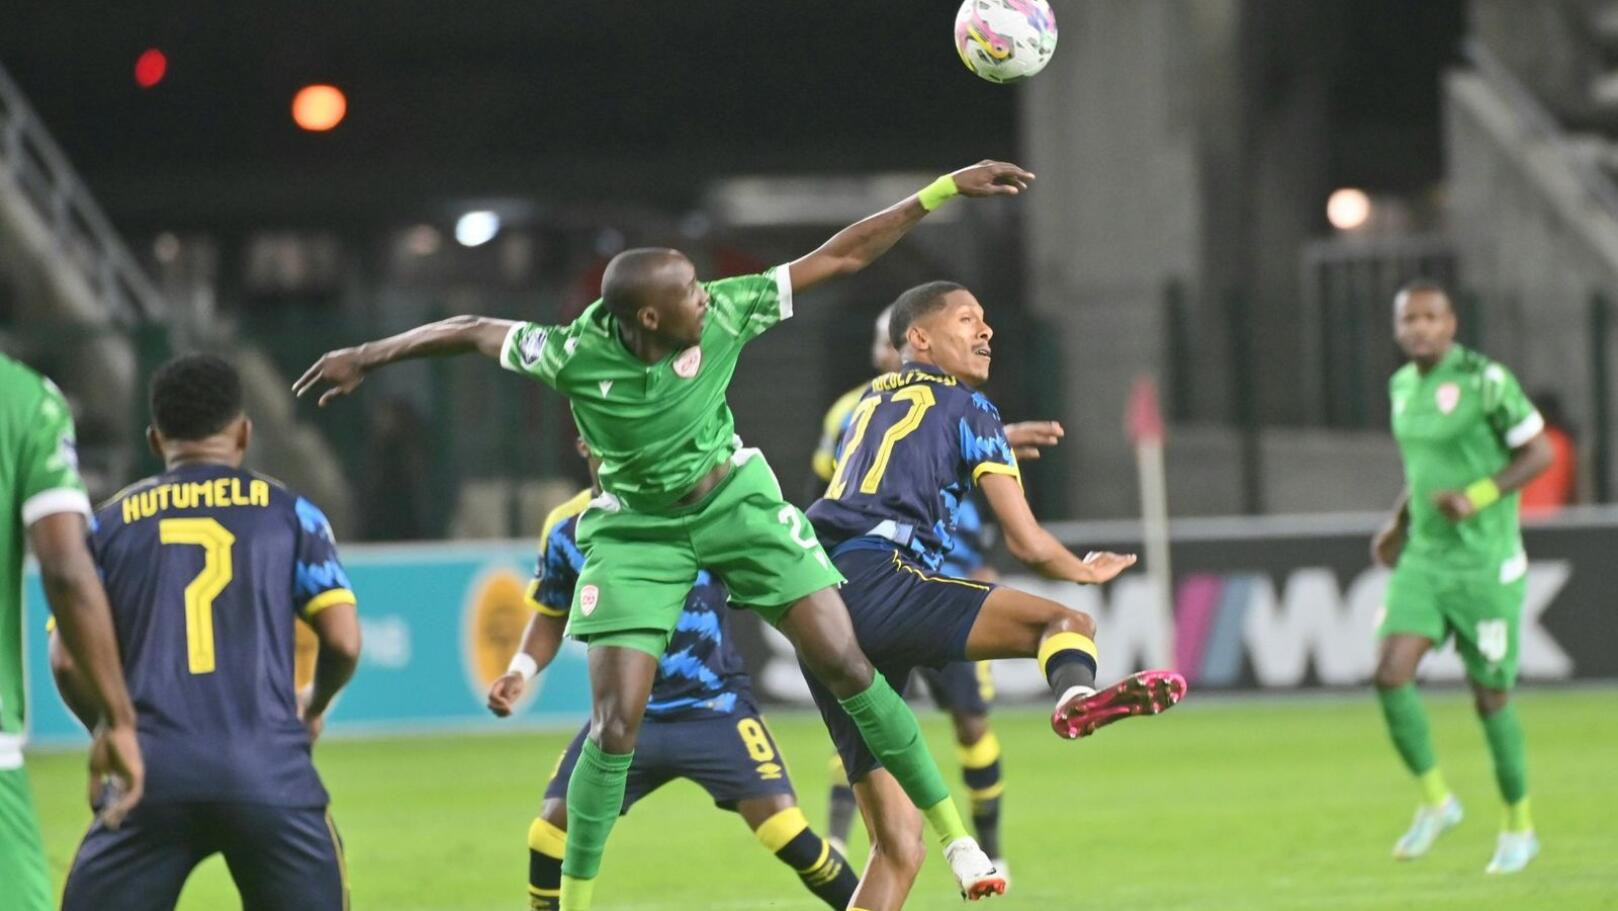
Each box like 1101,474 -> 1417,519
917,175 -> 959,211
1464,478 -> 1501,511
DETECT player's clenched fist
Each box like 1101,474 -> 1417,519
487,672 -> 526,718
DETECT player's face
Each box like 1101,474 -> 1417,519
918,290 -> 993,386
642,254 -> 708,348
871,311 -> 901,373
1394,290 -> 1455,363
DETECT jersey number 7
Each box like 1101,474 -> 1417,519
158,517 -> 236,675
826,386 -> 936,499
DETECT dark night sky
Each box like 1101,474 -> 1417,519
1,1 -> 1460,228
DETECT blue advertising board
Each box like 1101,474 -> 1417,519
23,541 -> 594,747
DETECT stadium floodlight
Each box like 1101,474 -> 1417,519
1327,188 -> 1372,231
292,84 -> 347,132
455,211 -> 500,247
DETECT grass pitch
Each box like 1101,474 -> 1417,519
29,686 -> 1618,910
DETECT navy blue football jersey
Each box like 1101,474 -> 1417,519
89,463 -> 355,806
528,490 -> 752,720
807,363 -> 1018,571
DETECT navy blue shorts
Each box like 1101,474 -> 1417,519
806,546 -> 996,783
62,801 -> 345,911
914,661 -> 995,716
543,700 -> 798,811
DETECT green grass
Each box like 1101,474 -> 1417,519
28,687 -> 1618,910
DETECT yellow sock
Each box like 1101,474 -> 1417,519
1504,798 -> 1532,833
1418,768 -> 1450,807
560,875 -> 594,911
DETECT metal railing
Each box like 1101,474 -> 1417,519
0,60 -> 162,325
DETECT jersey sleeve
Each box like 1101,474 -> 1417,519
498,321 -> 570,388
959,392 -> 1021,488
292,497 -> 356,618
18,377 -> 91,527
525,522 -> 581,618
705,266 -> 793,344
1482,362 -> 1544,449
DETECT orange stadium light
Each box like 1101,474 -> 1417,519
292,84 -> 347,132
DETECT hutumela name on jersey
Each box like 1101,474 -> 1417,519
121,478 -> 272,524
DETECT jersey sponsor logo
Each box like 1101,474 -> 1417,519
673,346 -> 702,378
1435,382 -> 1461,415
462,567 -> 537,705
598,380 -> 614,397
580,584 -> 600,615
519,329 -> 547,367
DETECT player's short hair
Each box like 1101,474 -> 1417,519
1393,278 -> 1451,310
601,248 -> 684,321
149,354 -> 245,441
888,281 -> 968,351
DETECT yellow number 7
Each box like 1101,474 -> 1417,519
158,517 -> 236,675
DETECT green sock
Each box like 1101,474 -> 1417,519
838,677 -> 966,847
560,875 -> 595,911
561,740 -> 633,891
1480,703 -> 1529,810
1377,684 -> 1441,794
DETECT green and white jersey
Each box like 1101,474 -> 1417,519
0,355 -> 92,761
1389,345 -> 1542,574
500,267 -> 793,513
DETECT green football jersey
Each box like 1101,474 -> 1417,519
501,267 -> 793,513
1389,345 -> 1542,573
0,355 -> 92,753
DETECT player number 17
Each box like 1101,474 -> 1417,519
158,517 -> 236,675
826,385 -> 937,499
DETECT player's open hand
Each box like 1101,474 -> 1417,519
1004,421 -> 1064,460
1079,550 -> 1137,584
293,348 -> 367,407
950,160 -> 1035,198
487,672 -> 526,718
1431,490 -> 1476,523
89,723 -> 144,830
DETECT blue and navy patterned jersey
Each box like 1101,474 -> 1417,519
88,463 -> 355,806
939,495 -> 993,578
530,490 -> 752,720
807,363 -> 1018,571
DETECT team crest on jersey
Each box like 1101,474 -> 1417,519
519,329 -> 547,367
1435,382 -> 1461,415
580,584 -> 600,615
673,346 -> 702,378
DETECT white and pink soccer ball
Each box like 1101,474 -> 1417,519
954,0 -> 1059,84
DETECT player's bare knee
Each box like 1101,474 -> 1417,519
1050,607 -> 1096,641
1472,685 -> 1508,717
871,825 -> 926,880
540,798 -> 568,831
807,642 -> 876,697
1372,658 -> 1413,691
589,713 -> 641,753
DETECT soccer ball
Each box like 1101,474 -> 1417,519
953,0 -> 1059,84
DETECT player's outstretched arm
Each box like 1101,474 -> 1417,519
293,315 -> 518,407
487,612 -> 567,718
30,512 -> 145,828
787,160 -> 1034,294
979,474 -> 1137,584
302,602 -> 360,743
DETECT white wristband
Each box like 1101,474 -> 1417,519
507,652 -> 539,682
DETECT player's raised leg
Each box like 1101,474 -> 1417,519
963,586 -> 1184,739
776,589 -> 1000,897
560,642 -> 659,910
1372,631 -> 1461,859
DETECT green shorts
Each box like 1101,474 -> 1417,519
1378,555 -> 1527,690
568,448 -> 844,645
0,765 -> 53,911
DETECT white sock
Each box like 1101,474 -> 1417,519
1056,684 -> 1096,710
